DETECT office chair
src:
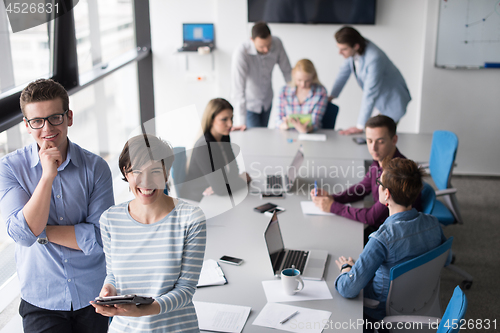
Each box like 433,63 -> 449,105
420,183 -> 473,289
423,131 -> 463,225
383,285 -> 468,333
321,102 -> 339,129
421,182 -> 436,214
164,147 -> 187,197
364,238 -> 453,319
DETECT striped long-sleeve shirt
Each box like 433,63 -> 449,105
99,199 -> 206,332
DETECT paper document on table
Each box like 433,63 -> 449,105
298,134 -> 326,141
262,280 -> 333,303
253,303 -> 331,333
197,259 -> 227,287
301,201 -> 334,216
300,201 -> 350,216
194,301 -> 251,333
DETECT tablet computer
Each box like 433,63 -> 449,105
91,294 -> 154,306
287,114 -> 312,128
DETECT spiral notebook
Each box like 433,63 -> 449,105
197,259 -> 227,287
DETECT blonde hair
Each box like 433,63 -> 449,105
291,59 -> 321,87
200,98 -> 233,134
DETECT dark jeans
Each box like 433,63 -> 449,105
19,299 -> 108,333
246,106 -> 271,128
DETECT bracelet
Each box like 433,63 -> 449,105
340,263 -> 352,272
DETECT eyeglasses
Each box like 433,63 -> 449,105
376,177 -> 386,189
25,110 -> 68,129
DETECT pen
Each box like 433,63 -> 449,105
314,181 -> 318,196
280,311 -> 299,324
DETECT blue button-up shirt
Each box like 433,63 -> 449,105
0,140 -> 114,311
335,209 -> 447,320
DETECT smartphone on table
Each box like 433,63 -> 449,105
352,137 -> 366,145
219,255 -> 243,265
254,202 -> 278,213
261,193 -> 284,199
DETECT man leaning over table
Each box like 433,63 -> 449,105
311,115 -> 422,242
0,79 -> 114,333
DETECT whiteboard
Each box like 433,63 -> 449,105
436,0 -> 500,68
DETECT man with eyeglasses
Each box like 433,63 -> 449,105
0,79 -> 114,333
311,115 -> 422,243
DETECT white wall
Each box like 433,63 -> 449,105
149,0 -> 499,175
419,0 -> 500,175
149,0 -> 218,148
150,0 -> 425,133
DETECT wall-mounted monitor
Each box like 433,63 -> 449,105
248,0 -> 377,25
181,23 -> 215,52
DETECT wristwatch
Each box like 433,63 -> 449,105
340,263 -> 352,272
37,228 -> 48,245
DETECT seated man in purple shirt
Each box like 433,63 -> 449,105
311,115 -> 422,241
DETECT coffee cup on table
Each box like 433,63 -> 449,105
281,267 -> 304,295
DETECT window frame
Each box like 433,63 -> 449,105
0,0 -> 155,133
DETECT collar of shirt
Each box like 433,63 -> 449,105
29,139 -> 80,170
383,208 -> 419,225
370,147 -> 405,171
247,37 -> 276,56
204,131 -> 230,143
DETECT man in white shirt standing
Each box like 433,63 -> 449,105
231,21 -> 292,129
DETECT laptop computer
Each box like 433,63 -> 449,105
179,23 -> 215,52
264,211 -> 328,280
249,147 -> 304,194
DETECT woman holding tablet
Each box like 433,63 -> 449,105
334,158 -> 447,330
92,134 -> 206,332
276,59 -> 328,133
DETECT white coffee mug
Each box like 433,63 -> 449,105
281,268 -> 304,295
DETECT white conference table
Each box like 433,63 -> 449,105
193,154 -> 367,332
194,192 -> 365,333
230,128 -> 433,164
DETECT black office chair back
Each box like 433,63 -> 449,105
321,102 -> 339,129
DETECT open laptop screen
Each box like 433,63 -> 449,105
183,23 -> 214,43
264,212 -> 285,271
287,147 -> 304,184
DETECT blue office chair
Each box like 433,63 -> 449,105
426,131 -> 463,225
164,147 -> 187,197
436,286 -> 468,333
421,182 -> 436,214
420,183 -> 473,289
383,286 -> 468,333
321,102 -> 339,129
364,238 -> 453,319
421,132 -> 472,289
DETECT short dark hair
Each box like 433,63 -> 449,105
334,26 -> 367,55
119,134 -> 175,187
365,115 -> 397,138
251,21 -> 271,39
20,79 -> 69,117
382,158 -> 424,207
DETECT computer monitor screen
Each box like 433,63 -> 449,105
183,23 -> 214,43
